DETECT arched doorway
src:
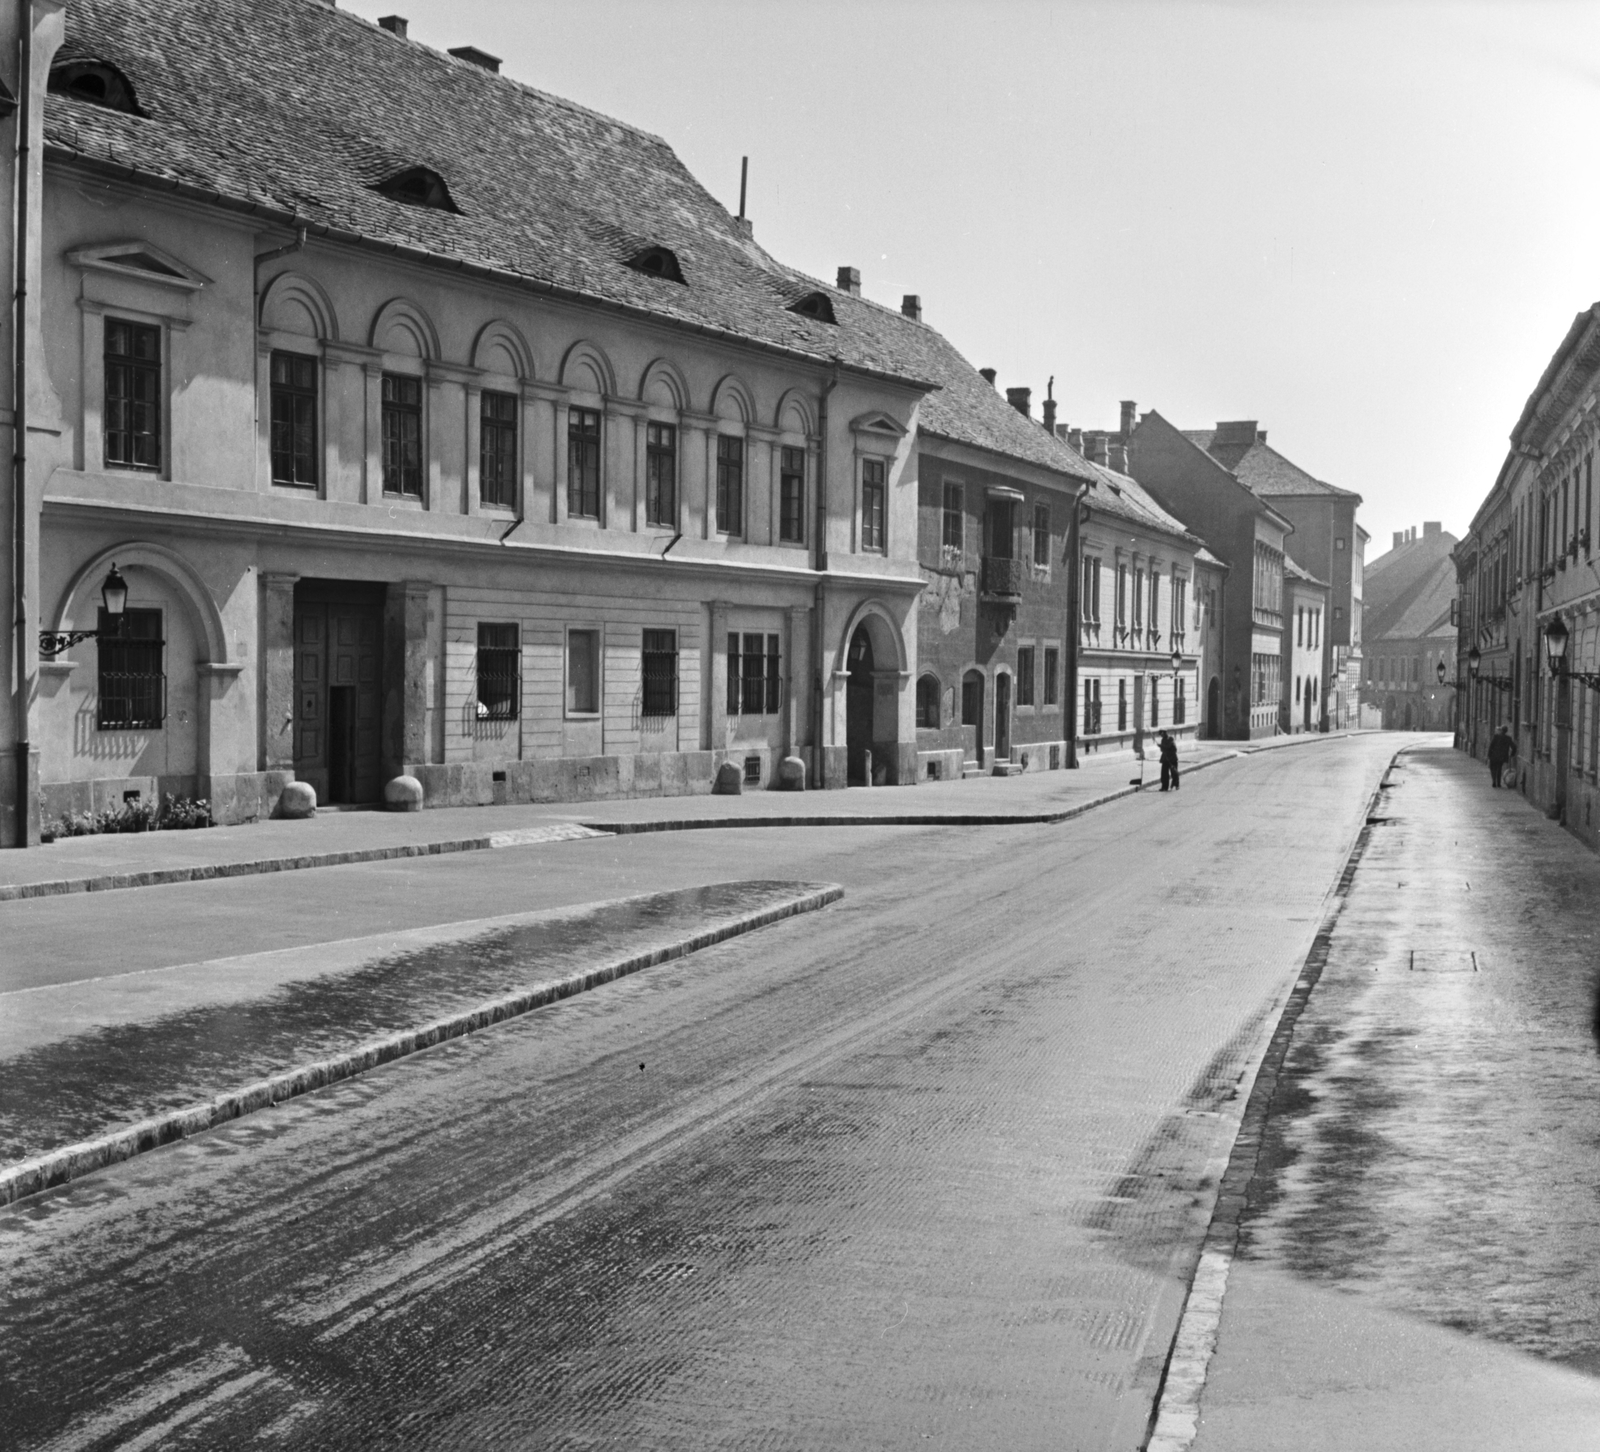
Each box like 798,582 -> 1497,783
846,625 -> 875,784
1206,676 -> 1220,739
962,669 -> 985,768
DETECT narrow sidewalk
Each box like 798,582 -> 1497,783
0,731 -> 1365,902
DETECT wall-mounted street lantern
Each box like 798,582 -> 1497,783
1466,644 -> 1513,692
1467,645 -> 1481,678
1543,614 -> 1600,690
1169,645 -> 1182,676
1436,659 -> 1468,691
38,564 -> 127,658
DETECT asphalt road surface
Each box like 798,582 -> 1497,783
2,737 -> 1398,1451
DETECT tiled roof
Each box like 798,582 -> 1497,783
1284,555 -> 1329,589
910,335 -> 1098,482
1085,464 -> 1207,548
1373,560 -> 1457,642
1184,430 -> 1358,500
1364,533 -> 1458,641
47,0 -> 944,388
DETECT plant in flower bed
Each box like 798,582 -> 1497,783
41,794 -> 213,843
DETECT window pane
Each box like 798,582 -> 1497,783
97,607 -> 165,730
382,372 -> 423,495
717,436 -> 744,536
727,632 -> 741,716
567,630 -> 598,714
476,622 -> 519,720
742,631 -> 765,715
1044,648 -> 1059,706
1016,648 -> 1035,707
780,446 -> 805,542
105,320 -> 162,470
270,351 -> 318,486
943,483 -> 963,551
766,633 -> 782,714
481,391 -> 518,508
1033,505 -> 1049,566
568,408 -> 601,518
862,459 -> 886,551
642,628 -> 677,717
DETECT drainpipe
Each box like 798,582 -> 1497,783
1063,479 -> 1090,768
251,225 -> 306,441
11,31 -> 31,845
811,360 -> 839,787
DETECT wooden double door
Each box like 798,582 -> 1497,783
295,585 -> 384,805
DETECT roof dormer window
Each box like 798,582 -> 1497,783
789,292 -> 837,325
373,166 -> 460,214
627,246 -> 685,283
49,60 -> 144,116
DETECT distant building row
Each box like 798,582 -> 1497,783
0,0 -> 1365,844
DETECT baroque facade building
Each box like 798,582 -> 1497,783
1362,525 -> 1457,732
0,0 -> 979,844
1458,302 -> 1600,848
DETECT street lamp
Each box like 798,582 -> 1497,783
1545,616 -> 1569,674
1467,645 -> 1481,679
1169,645 -> 1182,676
38,564 -> 128,658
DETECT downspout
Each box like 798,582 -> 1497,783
811,359 -> 839,786
251,225 -> 306,445
12,32 -> 31,845
1063,478 -> 1090,768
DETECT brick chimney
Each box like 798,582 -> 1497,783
1108,443 -> 1129,473
1066,427 -> 1083,454
978,368 -> 997,387
901,294 -> 921,322
1085,435 -> 1109,466
1042,395 -> 1057,435
1393,531 -> 1405,549
1119,400 -> 1137,439
378,14 -> 407,35
1214,420 -> 1260,447
1006,387 -> 1032,419
836,266 -> 860,296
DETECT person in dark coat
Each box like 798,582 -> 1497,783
1158,731 -> 1180,792
1487,725 -> 1516,788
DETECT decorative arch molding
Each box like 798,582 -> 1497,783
710,373 -> 757,425
837,598 -> 908,675
50,542 -> 231,664
774,387 -> 817,436
470,318 -> 536,379
259,269 -> 340,341
559,339 -> 617,397
638,357 -> 691,412
369,297 -> 442,360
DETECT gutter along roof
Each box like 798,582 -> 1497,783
48,0 -> 942,392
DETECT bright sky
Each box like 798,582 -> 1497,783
343,0 -> 1600,563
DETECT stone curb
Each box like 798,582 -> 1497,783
1142,749 -> 1400,1451
0,883 -> 843,1208
0,735 -> 1362,903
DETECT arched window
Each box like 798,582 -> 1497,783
627,246 -> 685,283
50,60 -> 145,115
374,167 -> 460,214
788,292 -> 837,324
916,673 -> 941,729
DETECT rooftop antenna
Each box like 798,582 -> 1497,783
738,156 -> 748,221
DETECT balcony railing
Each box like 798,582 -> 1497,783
982,556 -> 1026,600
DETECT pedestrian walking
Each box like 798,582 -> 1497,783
1487,724 -> 1516,788
1158,731 -> 1180,792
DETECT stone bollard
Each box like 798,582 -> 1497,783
777,755 -> 806,791
862,748 -> 872,787
712,761 -> 743,795
384,775 -> 425,812
279,781 -> 317,819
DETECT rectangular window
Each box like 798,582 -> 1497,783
1151,677 -> 1160,727
1118,678 -> 1128,732
1033,503 -> 1050,567
716,435 -> 745,535
1016,647 -> 1035,707
566,629 -> 599,714
1084,677 -> 1101,735
480,390 -> 518,508
97,607 -> 164,730
382,373 -> 423,496
270,351 -> 318,486
1116,564 -> 1128,630
861,458 -> 887,552
1043,647 -> 1059,706
475,623 -> 519,720
1173,578 -> 1187,644
728,632 -> 781,715
646,422 -> 677,527
642,628 -> 677,717
942,482 -> 964,551
1081,557 -> 1102,623
779,446 -> 805,542
1133,569 -> 1145,631
1149,569 -> 1160,638
1297,608 -> 1304,647
1175,677 -> 1187,724
568,407 -> 602,518
105,319 -> 162,470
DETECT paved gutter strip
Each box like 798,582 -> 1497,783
1141,748 -> 1399,1452
0,883 -> 843,1208
0,745 -> 1291,901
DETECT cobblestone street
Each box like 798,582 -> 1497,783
1,738 -> 1395,1450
